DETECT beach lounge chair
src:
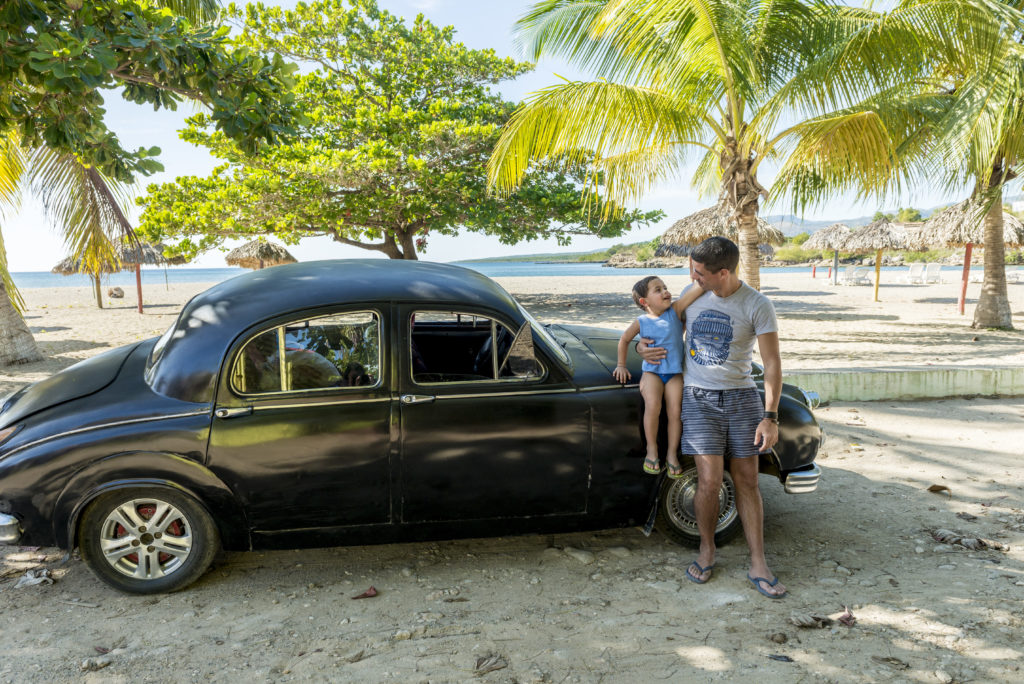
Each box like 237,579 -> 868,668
839,266 -> 872,285
923,263 -> 942,284
968,270 -> 984,283
901,263 -> 925,284
1006,268 -> 1024,283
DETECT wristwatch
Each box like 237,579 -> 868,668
762,410 -> 778,423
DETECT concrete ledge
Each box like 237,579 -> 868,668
783,365 -> 1024,403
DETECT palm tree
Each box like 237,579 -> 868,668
488,0 -> 911,291
895,3 -> 1024,329
0,0 -> 220,365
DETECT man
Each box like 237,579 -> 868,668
639,236 -> 785,598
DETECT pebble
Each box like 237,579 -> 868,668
934,670 -> 953,684
821,560 -> 839,569
606,546 -> 632,558
915,546 -> 925,553
563,547 -> 596,565
400,567 -> 414,577
835,566 -> 852,576
819,577 -> 845,586
80,657 -> 112,672
858,579 -> 877,587
938,564 -> 956,570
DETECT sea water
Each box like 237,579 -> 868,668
9,261 -> 965,288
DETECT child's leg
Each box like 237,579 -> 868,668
639,372 -> 665,464
663,375 -> 684,473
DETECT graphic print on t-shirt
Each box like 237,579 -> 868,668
688,310 -> 733,366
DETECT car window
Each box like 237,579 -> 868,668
410,310 -> 542,384
231,312 -> 380,394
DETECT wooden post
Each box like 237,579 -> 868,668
959,243 -> 972,316
832,250 -> 840,285
873,249 -> 882,302
135,263 -> 144,314
811,264 -> 816,278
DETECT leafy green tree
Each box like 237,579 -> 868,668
873,211 -> 895,222
896,207 -> 923,222
791,231 -> 811,246
137,0 -> 660,261
0,0 -> 298,365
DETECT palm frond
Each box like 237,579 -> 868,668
26,149 -> 135,276
771,108 -> 899,211
488,80 -> 711,204
156,0 -> 220,24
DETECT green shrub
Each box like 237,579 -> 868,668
790,232 -> 811,246
1005,250 -> 1024,265
774,246 -> 824,262
635,244 -> 656,262
902,249 -> 953,263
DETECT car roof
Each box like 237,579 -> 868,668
147,259 -> 524,403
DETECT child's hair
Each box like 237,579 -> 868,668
631,276 -> 660,310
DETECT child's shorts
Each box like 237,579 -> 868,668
680,386 -> 764,459
645,371 -> 681,384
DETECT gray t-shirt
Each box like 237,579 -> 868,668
683,282 -> 777,389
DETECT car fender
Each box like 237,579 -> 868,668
54,451 -> 250,551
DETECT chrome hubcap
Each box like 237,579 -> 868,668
99,498 -> 193,579
664,467 -> 738,535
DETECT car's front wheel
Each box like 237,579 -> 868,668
656,463 -> 743,547
78,487 -> 220,594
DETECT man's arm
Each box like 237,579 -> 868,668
754,331 -> 781,452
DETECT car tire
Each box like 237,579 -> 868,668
655,462 -> 743,547
78,487 -> 220,594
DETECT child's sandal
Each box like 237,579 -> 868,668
666,462 -> 685,479
642,458 -> 662,475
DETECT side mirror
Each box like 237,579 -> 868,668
499,322 -> 543,378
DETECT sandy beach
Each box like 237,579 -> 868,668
2,269 -> 1024,682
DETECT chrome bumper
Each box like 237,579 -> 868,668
0,512 -> 21,545
784,464 -> 821,494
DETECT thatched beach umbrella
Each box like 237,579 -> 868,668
52,255 -> 118,309
804,223 -> 852,285
908,200 -> 1024,315
841,218 -> 908,302
117,241 -> 186,314
661,205 -> 783,276
225,240 -> 297,270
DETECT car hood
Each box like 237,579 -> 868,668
0,343 -> 139,429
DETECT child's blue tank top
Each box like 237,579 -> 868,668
638,309 -> 683,375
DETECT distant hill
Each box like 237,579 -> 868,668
764,208 -> 939,236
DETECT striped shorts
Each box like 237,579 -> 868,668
680,386 -> 764,459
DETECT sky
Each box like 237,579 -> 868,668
4,0 -> 963,271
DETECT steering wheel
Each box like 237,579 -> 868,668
472,327 -> 513,376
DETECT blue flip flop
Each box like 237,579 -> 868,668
747,574 -> 787,598
686,561 -> 715,584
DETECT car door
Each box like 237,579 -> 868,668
206,309 -> 393,533
398,307 -> 591,523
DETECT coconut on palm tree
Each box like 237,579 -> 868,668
487,0 -> 907,291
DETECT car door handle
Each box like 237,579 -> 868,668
401,394 -> 435,405
214,407 -> 253,419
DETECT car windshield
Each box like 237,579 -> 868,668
516,302 -> 569,366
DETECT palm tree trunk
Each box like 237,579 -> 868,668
972,195 -> 1012,329
92,274 -> 103,309
736,205 -> 760,290
0,280 -> 42,365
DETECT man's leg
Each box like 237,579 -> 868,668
687,453 -> 723,582
730,455 -> 786,596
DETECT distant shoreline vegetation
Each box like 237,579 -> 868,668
458,235 -> 1024,267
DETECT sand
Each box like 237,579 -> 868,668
1,270 -> 1023,682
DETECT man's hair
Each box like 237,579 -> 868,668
691,236 -> 739,272
631,276 -> 659,309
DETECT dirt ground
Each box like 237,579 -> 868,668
2,397 -> 1022,683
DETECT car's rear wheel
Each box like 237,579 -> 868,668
656,462 -> 743,547
78,487 -> 219,594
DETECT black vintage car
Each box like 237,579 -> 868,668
0,261 -> 821,593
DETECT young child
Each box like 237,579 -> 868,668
613,276 -> 704,477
